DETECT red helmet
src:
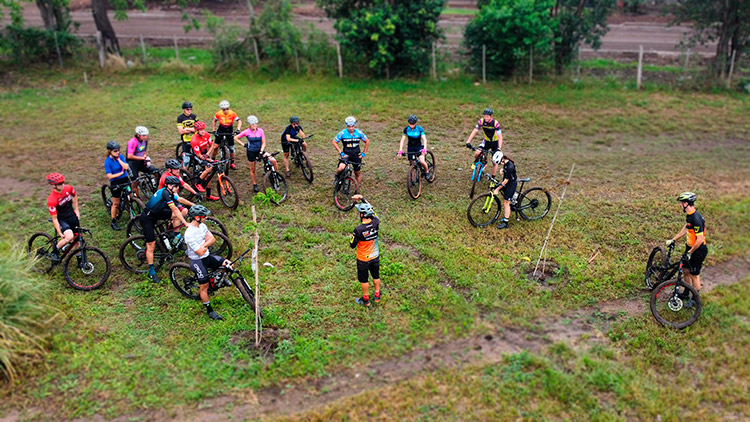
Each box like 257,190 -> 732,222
47,173 -> 65,185
194,121 -> 207,130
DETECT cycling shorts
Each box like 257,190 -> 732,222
407,145 -> 424,161
479,140 -> 499,154
57,215 -> 80,235
216,131 -> 235,147
357,257 -> 380,284
189,255 -> 225,284
342,152 -> 362,171
246,150 -> 262,162
110,177 -> 130,197
129,160 -> 157,179
500,180 -> 517,201
686,244 -> 708,276
140,209 -> 173,243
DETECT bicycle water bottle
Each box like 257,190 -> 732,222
512,191 -> 519,204
173,234 -> 183,249
163,235 -> 173,251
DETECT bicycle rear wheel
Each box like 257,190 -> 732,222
63,246 -> 110,290
169,262 -> 201,300
425,150 -> 436,183
208,231 -> 233,259
467,193 -> 502,227
179,169 -> 197,202
406,165 -> 422,199
219,145 -> 232,175
234,274 -> 264,318
333,175 -> 358,211
299,151 -> 314,184
27,232 -> 56,273
517,187 -> 552,221
645,246 -> 668,290
174,143 -> 183,160
119,235 -> 151,274
650,279 -> 702,329
263,171 -> 288,204
217,175 -> 239,210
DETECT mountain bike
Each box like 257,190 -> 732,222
181,158 -> 239,210
119,220 -> 232,274
27,225 -> 111,290
100,179 -> 145,222
168,248 -> 264,318
647,243 -> 702,329
289,135 -> 314,183
262,151 -> 287,204
466,145 -> 488,198
333,156 -> 362,211
403,149 -> 436,199
466,174 -> 552,227
124,213 -> 228,249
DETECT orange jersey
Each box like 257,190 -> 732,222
214,110 -> 239,128
685,210 -> 706,247
351,216 -> 380,262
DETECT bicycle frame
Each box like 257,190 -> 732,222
471,151 -> 487,182
659,243 -> 682,282
481,175 -> 530,220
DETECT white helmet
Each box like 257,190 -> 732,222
345,116 -> 357,127
135,126 -> 149,136
492,151 -> 504,165
219,100 -> 230,109
247,115 -> 258,125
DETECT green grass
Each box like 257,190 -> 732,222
0,67 -> 748,419
442,7 -> 478,16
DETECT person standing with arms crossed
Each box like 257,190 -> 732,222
177,102 -> 197,170
212,100 -> 241,170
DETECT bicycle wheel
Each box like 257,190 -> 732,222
126,197 -> 145,221
467,193 -> 502,227
101,184 -> 112,211
204,216 -> 228,238
645,246 -> 668,290
517,187 -> 552,221
179,169 -> 197,202
125,216 -> 146,249
62,246 -> 110,291
27,232 -> 55,273
469,163 -> 484,199
650,279 -> 702,329
219,145 -> 231,175
174,143 -> 182,160
263,171 -> 288,204
169,262 -> 201,300
217,175 -> 239,210
425,150 -> 436,183
333,176 -> 358,211
208,231 -> 233,260
233,274 -> 264,319
406,165 -> 422,199
119,236 -> 151,274
299,152 -> 314,184
140,174 -> 158,199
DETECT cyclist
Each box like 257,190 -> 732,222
190,121 -> 220,201
184,205 -> 233,320
490,152 -> 517,230
45,173 -> 80,262
158,159 -> 201,214
280,115 -> 307,177
177,102 -> 198,169
104,141 -> 130,231
397,114 -> 430,179
212,100 -> 241,170
350,194 -> 380,307
140,176 -> 193,283
127,126 -> 158,196
666,192 -> 708,295
235,115 -> 277,193
465,108 -> 503,178
333,116 -> 369,188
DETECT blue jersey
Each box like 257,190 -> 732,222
145,187 -> 179,214
104,154 -> 129,182
334,128 -> 368,153
403,125 -> 425,148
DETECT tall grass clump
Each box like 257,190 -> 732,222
0,242 -> 54,382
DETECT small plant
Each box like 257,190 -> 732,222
252,188 -> 282,207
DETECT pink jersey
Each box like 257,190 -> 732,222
127,136 -> 148,158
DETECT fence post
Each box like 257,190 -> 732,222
173,35 -> 179,60
52,31 -> 63,68
636,45 -> 643,89
83,71 -> 88,83
140,35 -> 147,62
726,49 -> 737,89
684,48 -> 691,71
576,45 -> 582,79
336,42 -> 343,78
294,48 -> 300,73
482,44 -> 486,84
95,31 -> 105,68
528,45 -> 533,83
252,37 -> 260,66
431,42 -> 437,80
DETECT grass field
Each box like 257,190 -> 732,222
0,65 -> 749,421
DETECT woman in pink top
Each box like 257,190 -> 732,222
234,115 -> 278,193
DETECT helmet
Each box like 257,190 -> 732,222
135,126 -> 149,136
194,121 -> 207,130
46,173 -> 65,185
188,204 -> 211,218
289,115 -> 300,124
483,108 -> 494,116
164,176 -> 181,186
182,101 -> 193,109
219,100 -> 230,109
355,202 -> 375,217
407,114 -> 418,124
492,151 -> 504,165
345,116 -> 357,127
106,140 -> 120,151
247,115 -> 259,125
677,192 -> 697,204
165,159 -> 181,169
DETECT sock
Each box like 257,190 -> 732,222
363,295 -> 369,302
112,218 -> 117,223
374,291 -> 380,297
148,265 -> 155,275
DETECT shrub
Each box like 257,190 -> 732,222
0,25 -> 80,65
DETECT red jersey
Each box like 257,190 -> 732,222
191,132 -> 213,156
47,185 -> 77,218
158,172 -> 187,190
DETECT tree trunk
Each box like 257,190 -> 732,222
91,0 -> 120,54
35,0 -> 57,31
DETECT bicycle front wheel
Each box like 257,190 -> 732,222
299,152 -> 314,184
263,171 -> 288,204
650,279 -> 702,329
406,165 -> 422,199
179,169 -> 197,202
119,236 -> 151,274
217,175 -> 239,210
469,163 -> 483,199
27,232 -> 55,273
208,231 -> 233,260
467,193 -> 501,227
234,274 -> 264,318
518,187 -> 552,221
425,150 -> 436,183
645,246 -> 668,290
169,262 -> 201,300
333,176 -> 359,211
174,143 -> 183,160
63,246 -> 110,291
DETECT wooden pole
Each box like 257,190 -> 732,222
173,35 -> 179,60
431,42 -> 437,80
294,48 -> 300,73
636,45 -> 643,89
533,164 -> 575,278
336,42 -> 343,78
252,205 -> 261,347
576,45 -> 582,79
140,35 -> 147,61
726,49 -> 737,89
95,31 -> 105,68
252,38 -> 260,66
53,31 -> 63,68
684,48 -> 691,70
83,71 -> 88,83
482,44 -> 486,84
528,45 -> 533,83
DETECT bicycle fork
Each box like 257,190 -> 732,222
471,162 -> 484,181
218,174 -> 232,195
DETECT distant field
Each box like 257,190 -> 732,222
0,66 -> 748,420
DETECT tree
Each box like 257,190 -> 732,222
550,0 -> 613,75
35,0 -> 72,32
92,0 -> 121,53
671,0 -> 750,77
258,0 -> 301,68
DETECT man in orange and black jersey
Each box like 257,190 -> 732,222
177,102 -> 197,169
212,100 -> 241,170
666,192 -> 707,294
465,108 -> 504,177
350,194 -> 380,307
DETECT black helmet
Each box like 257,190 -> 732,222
182,101 -> 193,109
483,108 -> 494,116
106,140 -> 120,151
407,114 -> 418,124
164,176 -> 181,186
677,192 -> 697,204
188,204 -> 211,218
289,115 -> 300,124
165,159 -> 181,169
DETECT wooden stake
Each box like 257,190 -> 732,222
95,31 -> 105,68
294,48 -> 300,73
533,164 -> 575,278
173,35 -> 179,60
482,44 -> 486,84
53,31 -> 63,68
726,49 -> 737,89
431,42 -> 437,80
636,45 -> 643,89
336,42 -> 343,78
528,45 -> 533,83
140,34 -> 147,61
252,38 -> 260,66
252,205 -> 261,347
576,45 -> 581,79
83,71 -> 88,83
684,48 -> 690,70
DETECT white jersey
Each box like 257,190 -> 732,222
184,223 -> 210,260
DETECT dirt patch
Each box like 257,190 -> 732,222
0,176 -> 42,200
525,259 -> 570,290
230,327 -> 291,357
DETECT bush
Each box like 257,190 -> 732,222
0,25 -> 80,65
0,242 -> 54,382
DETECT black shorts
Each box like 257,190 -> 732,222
140,210 -> 172,243
407,145 -> 424,161
189,255 -> 225,284
110,177 -> 130,196
128,160 -> 157,179
281,141 -> 291,153
246,149 -> 262,162
57,215 -> 80,234
500,180 -> 517,201
342,152 -> 362,171
686,244 -> 708,275
216,131 -> 234,147
479,140 -> 499,153
357,257 -> 380,284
